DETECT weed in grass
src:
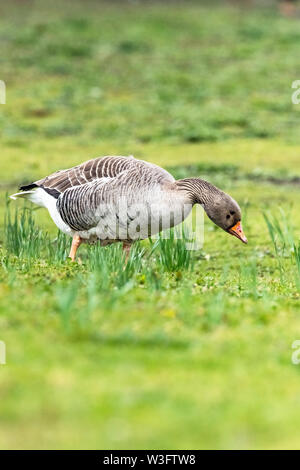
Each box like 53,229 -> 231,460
0,254 -> 17,286
263,211 -> 285,282
263,210 -> 299,288
47,231 -> 70,263
4,201 -> 71,265
87,242 -> 145,290
5,201 -> 45,260
263,210 -> 293,257
117,244 -> 145,289
152,228 -> 194,272
144,266 -> 163,291
293,241 -> 300,289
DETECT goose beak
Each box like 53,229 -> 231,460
228,221 -> 248,244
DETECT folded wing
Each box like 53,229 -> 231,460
20,155 -> 137,198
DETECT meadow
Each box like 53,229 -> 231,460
0,0 -> 300,449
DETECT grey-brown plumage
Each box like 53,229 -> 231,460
12,155 -> 247,261
22,156 -> 171,197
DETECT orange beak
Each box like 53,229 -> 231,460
228,221 -> 248,244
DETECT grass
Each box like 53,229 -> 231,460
0,0 -> 300,450
150,228 -> 195,272
294,241 -> 300,288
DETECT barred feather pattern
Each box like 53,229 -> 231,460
33,155 -> 171,196
55,158 -> 176,237
57,179 -> 109,231
175,178 -> 223,206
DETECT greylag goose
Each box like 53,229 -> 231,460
10,155 -> 247,261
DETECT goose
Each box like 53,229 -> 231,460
10,155 -> 247,261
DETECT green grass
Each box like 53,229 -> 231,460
0,0 -> 300,450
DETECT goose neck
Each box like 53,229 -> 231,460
176,178 -> 222,206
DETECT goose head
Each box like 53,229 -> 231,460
203,192 -> 248,244
176,177 -> 248,244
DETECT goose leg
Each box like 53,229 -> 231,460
122,243 -> 131,261
69,235 -> 82,262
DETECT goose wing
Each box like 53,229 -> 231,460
56,161 -> 174,233
56,177 -> 113,232
20,155 -> 139,198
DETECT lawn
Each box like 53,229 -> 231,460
0,0 -> 300,450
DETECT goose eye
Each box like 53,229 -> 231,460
230,211 -> 235,215
226,214 -> 230,219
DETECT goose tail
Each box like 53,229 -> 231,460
10,190 -> 36,201
10,187 -> 48,208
